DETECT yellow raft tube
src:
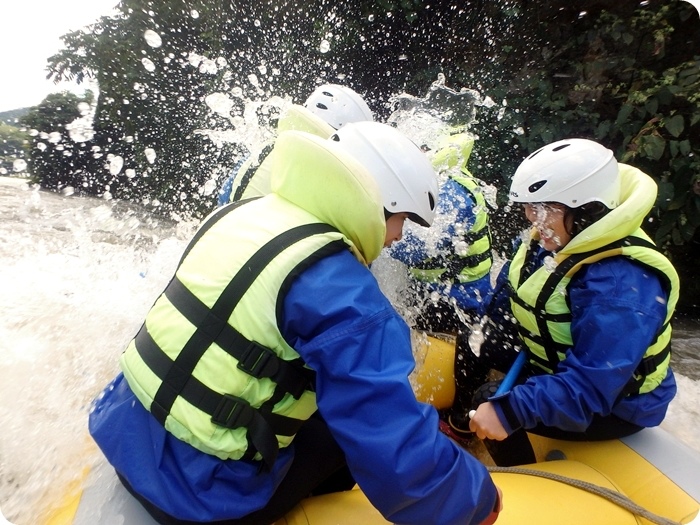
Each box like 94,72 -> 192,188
43,334 -> 700,525
277,333 -> 700,525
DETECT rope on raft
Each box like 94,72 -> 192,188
487,465 -> 682,525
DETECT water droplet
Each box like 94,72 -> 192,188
141,58 -> 156,72
205,92 -> 234,116
107,155 -> 124,175
319,39 -> 331,53
480,96 -> 496,108
12,159 -> 27,172
202,179 -> 217,196
468,323 -> 484,357
144,29 -> 162,48
199,58 -> 218,74
144,148 -> 157,164
543,256 -> 558,273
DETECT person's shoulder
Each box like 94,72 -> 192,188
572,254 -> 666,300
581,254 -> 661,279
291,248 -> 380,293
439,177 -> 476,214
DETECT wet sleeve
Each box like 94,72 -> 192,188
282,250 -> 499,525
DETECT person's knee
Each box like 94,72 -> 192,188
470,380 -> 502,410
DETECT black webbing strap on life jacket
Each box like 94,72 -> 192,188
616,337 -> 671,402
162,277 -> 315,399
231,143 -> 275,203
410,230 -> 492,282
513,235 -> 673,392
136,326 -> 304,464
142,221 -> 341,469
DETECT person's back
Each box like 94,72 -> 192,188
89,123 -> 501,525
390,131 -> 493,333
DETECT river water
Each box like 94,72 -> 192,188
0,176 -> 699,524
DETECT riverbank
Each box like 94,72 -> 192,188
0,176 -> 31,187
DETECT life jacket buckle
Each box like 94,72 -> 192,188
211,394 -> 254,429
237,342 -> 279,378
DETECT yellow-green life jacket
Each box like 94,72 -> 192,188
121,130 -> 386,469
410,132 -> 492,283
230,105 -> 336,202
121,197 -> 350,468
508,164 -> 679,398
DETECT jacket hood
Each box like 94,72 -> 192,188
270,130 -> 386,264
562,163 -> 657,255
277,105 -> 336,138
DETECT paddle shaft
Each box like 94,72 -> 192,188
469,350 -> 527,419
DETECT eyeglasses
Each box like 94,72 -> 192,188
522,202 -> 565,214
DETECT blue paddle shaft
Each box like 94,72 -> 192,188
494,350 -> 528,396
469,350 -> 528,419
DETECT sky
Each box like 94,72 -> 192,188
0,0 -> 119,112
1,1 -> 699,114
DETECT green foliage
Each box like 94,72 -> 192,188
19,91 -> 95,190
33,0 -> 699,262
461,1 -> 700,257
0,121 -> 30,175
617,54 -> 700,250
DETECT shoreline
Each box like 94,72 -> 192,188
0,175 -> 32,187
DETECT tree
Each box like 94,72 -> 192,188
41,0 -> 699,308
0,122 -> 29,176
19,91 -> 96,191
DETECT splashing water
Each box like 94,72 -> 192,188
0,178 -> 195,524
3,71 -> 700,524
467,322 -> 485,357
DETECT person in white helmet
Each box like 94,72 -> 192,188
389,130 -> 493,336
89,123 -> 501,525
445,138 -> 679,467
217,84 -> 373,205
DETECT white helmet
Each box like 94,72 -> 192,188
304,84 -> 374,130
509,138 -> 620,209
330,121 -> 438,227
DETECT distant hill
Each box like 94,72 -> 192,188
0,108 -> 30,125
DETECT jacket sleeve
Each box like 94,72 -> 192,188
496,256 -> 669,432
282,250 -> 499,525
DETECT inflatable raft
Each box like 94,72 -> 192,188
42,334 -> 700,525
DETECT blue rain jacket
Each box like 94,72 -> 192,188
390,177 -> 492,314
487,246 -> 677,434
216,156 -> 249,206
89,249 -> 498,524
